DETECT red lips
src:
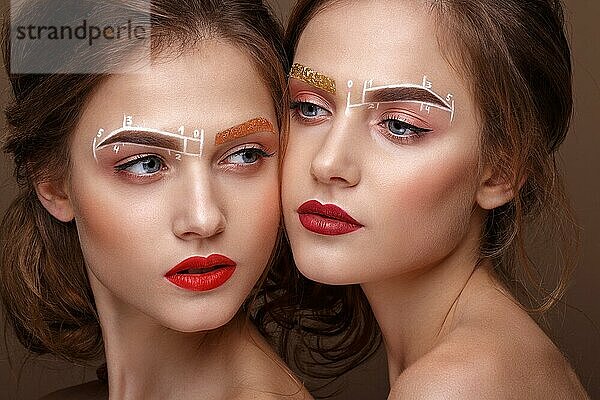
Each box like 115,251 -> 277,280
165,255 -> 236,291
297,200 -> 363,235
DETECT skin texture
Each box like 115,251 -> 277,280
37,41 -> 310,400
282,1 -> 588,399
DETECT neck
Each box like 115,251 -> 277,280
360,212 -> 488,385
90,285 -> 247,400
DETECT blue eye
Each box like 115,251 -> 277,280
225,148 -> 273,165
116,155 -> 164,175
300,103 -> 321,117
385,119 -> 431,137
291,101 -> 329,119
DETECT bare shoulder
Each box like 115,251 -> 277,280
389,322 -> 589,400
40,380 -> 108,400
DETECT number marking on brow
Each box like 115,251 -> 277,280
345,76 -> 456,122
93,115 -> 205,161
92,116 -> 275,162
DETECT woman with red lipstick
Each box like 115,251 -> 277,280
276,0 -> 590,398
0,0 -> 311,398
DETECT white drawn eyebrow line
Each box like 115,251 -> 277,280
362,99 -> 455,112
95,141 -> 207,158
344,77 -> 456,123
95,126 -> 203,149
364,84 -> 452,110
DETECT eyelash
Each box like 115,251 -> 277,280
112,145 -> 275,182
291,100 -> 432,145
220,145 -> 276,169
290,100 -> 332,125
114,154 -> 167,183
376,114 -> 432,145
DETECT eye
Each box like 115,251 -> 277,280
223,146 -> 274,165
291,101 -> 331,120
300,102 -> 324,118
376,114 -> 433,145
384,119 -> 431,137
115,155 -> 165,175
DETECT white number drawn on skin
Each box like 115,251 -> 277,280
93,115 -> 206,162
345,75 -> 456,123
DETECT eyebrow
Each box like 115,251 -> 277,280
289,63 -> 337,94
95,129 -> 184,151
364,86 -> 451,111
215,117 -> 276,145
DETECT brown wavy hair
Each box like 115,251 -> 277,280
0,0 -> 288,378
257,0 -> 579,391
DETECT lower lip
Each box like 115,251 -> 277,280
166,266 -> 236,291
299,213 -> 362,235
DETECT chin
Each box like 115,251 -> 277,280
159,304 -> 240,333
292,247 -> 365,286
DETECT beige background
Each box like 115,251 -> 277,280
0,0 -> 598,399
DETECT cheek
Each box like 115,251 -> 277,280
69,170 -> 160,276
371,144 -> 479,258
220,170 -> 281,260
388,156 -> 475,211
282,127 -> 315,207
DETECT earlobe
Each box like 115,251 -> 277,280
35,181 -> 75,222
476,167 -> 521,210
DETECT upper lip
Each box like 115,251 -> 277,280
165,255 -> 236,276
297,200 -> 362,226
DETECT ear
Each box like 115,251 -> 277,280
35,180 -> 75,222
476,166 -> 523,210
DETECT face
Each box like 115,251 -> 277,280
66,41 -> 280,331
282,0 -> 484,285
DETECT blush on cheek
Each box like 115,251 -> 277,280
72,199 -> 123,272
409,163 -> 474,206
222,180 -> 280,284
394,137 -> 479,206
240,183 -> 280,239
378,148 -> 479,258
69,172 -> 141,265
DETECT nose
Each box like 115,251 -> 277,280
310,120 -> 361,188
172,169 -> 226,241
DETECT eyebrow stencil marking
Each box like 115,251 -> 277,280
289,63 -> 337,94
93,115 -> 205,161
214,117 -> 275,145
345,76 -> 456,122
93,115 -> 275,162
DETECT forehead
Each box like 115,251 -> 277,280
79,40 -> 275,134
294,0 -> 456,89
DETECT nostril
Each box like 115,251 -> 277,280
330,176 -> 348,184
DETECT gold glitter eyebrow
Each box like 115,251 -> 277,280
215,117 -> 276,145
289,63 -> 336,94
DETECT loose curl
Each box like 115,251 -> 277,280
1,0 -> 288,380
429,0 -> 578,313
259,0 -> 579,392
